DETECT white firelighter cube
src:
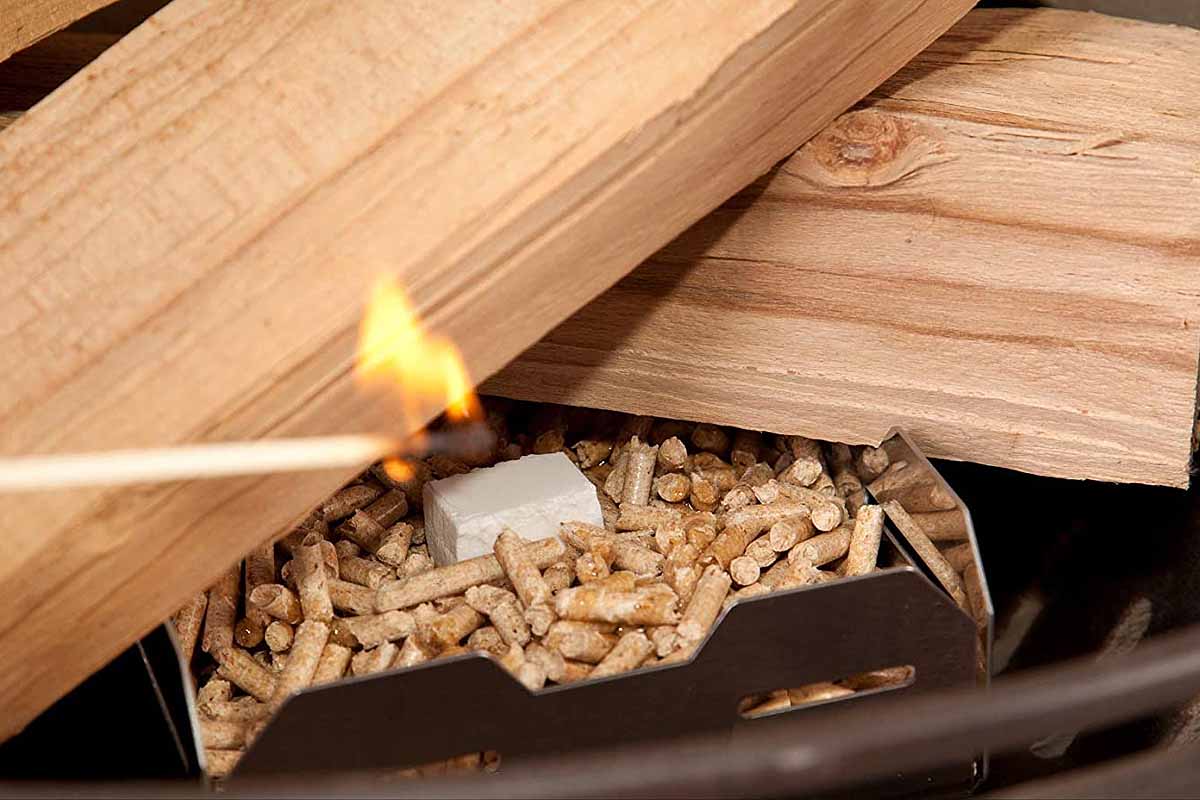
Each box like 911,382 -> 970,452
423,452 -> 604,565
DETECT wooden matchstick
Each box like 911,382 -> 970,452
0,426 -> 494,492
0,436 -> 397,492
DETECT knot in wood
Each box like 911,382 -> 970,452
789,109 -> 950,188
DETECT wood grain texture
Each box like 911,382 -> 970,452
0,0 -> 117,62
487,8 -> 1200,488
0,0 -> 973,739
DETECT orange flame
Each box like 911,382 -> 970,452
355,277 -> 481,481
381,457 -> 417,484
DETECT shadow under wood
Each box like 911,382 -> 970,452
0,33 -> 119,112
0,0 -> 171,116
68,0 -> 173,35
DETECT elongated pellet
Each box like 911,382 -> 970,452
730,430 -> 761,471
201,567 -> 240,655
840,666 -> 914,691
543,621 -> 618,664
657,436 -> 689,472
173,592 -> 207,664
249,584 -> 302,624
856,446 -> 890,482
767,513 -> 815,552
339,555 -> 392,589
621,438 -> 658,506
394,636 -> 432,668
339,610 -> 415,648
843,505 -> 884,577
495,530 -> 556,635
868,461 -> 929,497
215,647 -> 277,702
663,560 -> 700,608
524,642 -> 567,683
574,439 -> 613,469
611,539 -> 663,577
468,626 -> 508,655
908,509 -> 968,542
196,676 -> 231,708
684,512 -> 718,550
615,504 -> 681,532
200,719 -> 247,750
788,525 -> 853,568
465,586 -> 530,647
294,534 -> 334,623
420,604 -> 485,651
703,500 -> 807,569
352,642 -> 400,676
772,483 -> 843,531
788,682 -> 854,706
554,585 -> 678,626
320,484 -> 382,521
543,561 -> 574,592
376,537 -> 567,610
677,565 -> 732,643
376,522 -> 415,567
270,620 -> 329,710
200,697 -> 269,723
311,643 -> 353,685
648,625 -> 680,658
244,543 -> 275,630
604,450 -> 628,501
204,749 -> 242,779
590,631 -> 654,679
340,510 -> 387,552
327,579 -> 377,616
689,472 -> 719,511
941,542 -> 975,573
881,500 -> 967,608
827,443 -> 867,514
362,489 -> 409,528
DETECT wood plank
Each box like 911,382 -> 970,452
0,0 -> 117,62
0,0 -> 973,739
487,8 -> 1200,488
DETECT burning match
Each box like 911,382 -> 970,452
0,278 -> 489,493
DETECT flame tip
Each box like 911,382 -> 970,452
356,276 -> 481,440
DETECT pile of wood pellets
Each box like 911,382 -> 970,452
174,401 -> 975,779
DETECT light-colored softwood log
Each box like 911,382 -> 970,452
0,1 -> 117,63
488,8 -> 1200,488
0,0 -> 973,739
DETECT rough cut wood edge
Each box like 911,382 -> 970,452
0,0 -> 117,62
0,0 -> 973,739
487,8 -> 1200,488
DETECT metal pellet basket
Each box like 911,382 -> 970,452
126,429 -> 989,795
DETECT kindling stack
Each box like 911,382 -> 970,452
0,0 -> 975,739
